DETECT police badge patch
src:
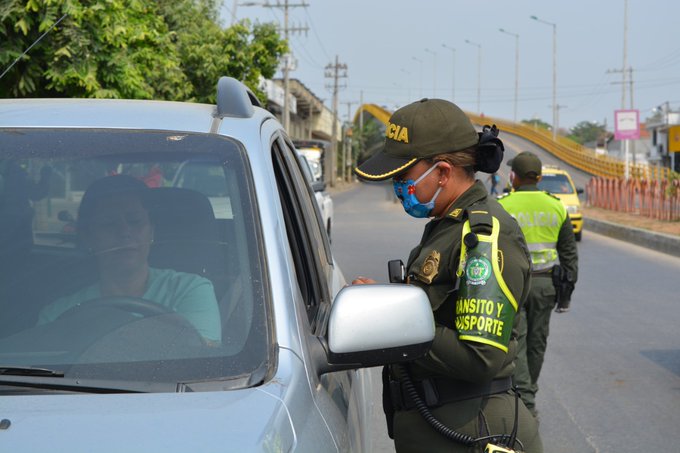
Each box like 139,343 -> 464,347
465,256 -> 492,286
417,250 -> 440,284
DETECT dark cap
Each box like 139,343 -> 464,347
507,151 -> 542,178
354,98 -> 479,181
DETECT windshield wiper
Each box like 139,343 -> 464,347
0,366 -> 65,377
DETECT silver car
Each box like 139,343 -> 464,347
0,77 -> 434,452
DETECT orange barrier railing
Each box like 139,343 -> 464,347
586,177 -> 680,221
466,112 -> 675,181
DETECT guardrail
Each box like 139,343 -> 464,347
466,112 -> 675,181
586,177 -> 680,221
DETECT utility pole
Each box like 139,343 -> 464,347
263,1 -> 309,132
342,101 -> 357,182
325,55 -> 348,187
606,0 -> 634,178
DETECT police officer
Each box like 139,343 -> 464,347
353,99 -> 542,453
498,151 -> 578,418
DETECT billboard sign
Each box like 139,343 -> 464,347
669,125 -> 680,153
614,109 -> 640,140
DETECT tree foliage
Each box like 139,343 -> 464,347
0,0 -> 287,102
567,120 -> 607,145
521,118 -> 552,130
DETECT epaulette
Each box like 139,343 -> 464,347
542,190 -> 562,201
465,202 -> 493,235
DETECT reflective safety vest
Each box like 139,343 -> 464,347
498,191 -> 567,271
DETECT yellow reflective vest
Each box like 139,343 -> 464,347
498,189 -> 568,271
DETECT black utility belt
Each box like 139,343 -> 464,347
390,376 -> 513,411
531,271 -> 553,278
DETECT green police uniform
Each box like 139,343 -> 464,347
498,154 -> 578,415
355,99 -> 542,452
389,181 -> 542,453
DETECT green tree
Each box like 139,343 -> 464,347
521,118 -> 552,130
0,0 -> 287,102
157,0 -> 287,103
568,120 -> 607,145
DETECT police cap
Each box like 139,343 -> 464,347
507,151 -> 542,178
354,98 -> 479,181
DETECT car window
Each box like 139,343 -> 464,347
0,128 -> 269,386
272,137 -> 331,333
537,173 -> 575,194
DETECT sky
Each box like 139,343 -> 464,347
223,0 -> 680,132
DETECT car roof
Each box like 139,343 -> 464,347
0,78 -> 278,143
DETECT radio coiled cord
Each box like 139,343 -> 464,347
396,364 -> 524,451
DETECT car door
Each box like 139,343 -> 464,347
271,134 -> 372,451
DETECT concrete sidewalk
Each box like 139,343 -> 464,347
584,218 -> 680,258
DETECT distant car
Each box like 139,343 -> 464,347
0,77 -> 435,452
538,166 -> 584,241
298,153 -> 334,240
293,139 -> 329,182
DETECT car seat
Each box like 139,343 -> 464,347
146,187 -> 227,294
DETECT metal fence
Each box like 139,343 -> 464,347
586,177 -> 680,221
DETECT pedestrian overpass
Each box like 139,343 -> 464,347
352,103 -> 670,181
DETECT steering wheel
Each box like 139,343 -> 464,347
57,296 -> 175,319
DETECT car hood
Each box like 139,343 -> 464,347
0,387 -> 295,452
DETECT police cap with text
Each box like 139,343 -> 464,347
354,98 -> 479,181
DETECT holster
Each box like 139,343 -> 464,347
552,265 -> 575,311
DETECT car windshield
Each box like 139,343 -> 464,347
537,173 -> 574,194
0,129 -> 269,388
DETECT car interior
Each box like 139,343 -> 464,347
0,131 -> 270,384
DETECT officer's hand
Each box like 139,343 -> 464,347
351,276 -> 377,285
554,307 -> 569,313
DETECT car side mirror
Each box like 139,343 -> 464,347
318,284 -> 434,373
576,187 -> 584,195
312,180 -> 327,192
58,210 -> 75,222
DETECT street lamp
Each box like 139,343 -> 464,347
400,68 -> 412,102
412,56 -> 424,98
498,28 -> 520,123
424,48 -> 437,98
530,15 -> 558,139
441,44 -> 456,102
230,1 -> 260,25
464,39 -> 482,113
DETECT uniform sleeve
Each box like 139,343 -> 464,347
556,218 -> 578,283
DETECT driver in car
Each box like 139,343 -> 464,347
37,175 -> 221,345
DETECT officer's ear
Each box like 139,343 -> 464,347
435,161 -> 453,186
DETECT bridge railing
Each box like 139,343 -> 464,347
466,112 -> 674,181
586,177 -> 680,221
